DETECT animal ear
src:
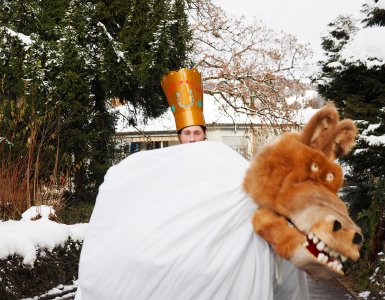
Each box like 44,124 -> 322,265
329,119 -> 357,160
300,104 -> 339,153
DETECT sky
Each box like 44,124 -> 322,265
212,0 -> 364,60
116,0 -> 385,134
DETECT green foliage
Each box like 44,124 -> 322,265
316,4 -> 385,215
57,200 -> 94,224
0,239 -> 82,299
363,3 -> 385,27
316,3 -> 385,295
0,0 -> 192,203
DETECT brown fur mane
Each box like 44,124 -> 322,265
243,104 -> 362,280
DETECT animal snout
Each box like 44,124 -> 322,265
352,232 -> 363,245
332,220 -> 342,232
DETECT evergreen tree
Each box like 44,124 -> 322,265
0,0 -> 193,202
316,2 -> 385,263
169,0 -> 193,70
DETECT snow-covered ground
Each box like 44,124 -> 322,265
0,206 -> 87,265
1,206 -> 86,299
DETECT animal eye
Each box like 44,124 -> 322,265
311,163 -> 319,172
326,173 -> 334,182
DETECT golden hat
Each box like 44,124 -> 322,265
161,68 -> 205,131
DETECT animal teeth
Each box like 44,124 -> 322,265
317,253 -> 328,264
316,241 -> 325,251
328,261 -> 343,272
306,232 -> 346,268
330,250 -> 338,258
331,261 -> 338,269
337,263 -> 343,272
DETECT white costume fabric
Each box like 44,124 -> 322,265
76,141 -> 308,300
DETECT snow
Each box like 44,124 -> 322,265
22,282 -> 78,300
366,0 -> 385,9
0,206 -> 88,265
2,27 -> 33,48
97,22 -> 126,62
286,90 -> 318,105
354,122 -> 385,153
21,205 -> 56,221
361,134 -> 385,146
341,26 -> 385,68
358,291 -> 371,299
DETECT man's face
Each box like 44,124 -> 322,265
178,125 -> 205,144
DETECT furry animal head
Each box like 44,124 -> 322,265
243,104 -> 363,280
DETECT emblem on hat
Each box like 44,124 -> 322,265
161,68 -> 205,131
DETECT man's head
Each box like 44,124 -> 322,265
178,125 -> 206,144
161,68 -> 206,139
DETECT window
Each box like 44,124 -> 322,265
129,142 -> 141,153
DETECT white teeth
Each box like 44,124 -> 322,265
306,232 -> 347,269
317,253 -> 328,264
327,261 -> 343,272
316,241 -> 325,251
330,250 -> 338,258
337,263 -> 343,272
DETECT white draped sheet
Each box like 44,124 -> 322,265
76,141 -> 308,300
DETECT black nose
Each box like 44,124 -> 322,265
332,220 -> 342,232
352,232 -> 363,245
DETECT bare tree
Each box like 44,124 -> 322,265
188,0 -> 313,127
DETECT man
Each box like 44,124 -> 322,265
177,125 -> 206,143
161,68 -> 206,144
75,68 -> 308,300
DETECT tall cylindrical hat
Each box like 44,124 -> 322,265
161,68 -> 205,132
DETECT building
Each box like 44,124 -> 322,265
115,122 -> 294,161
114,96 -> 314,161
